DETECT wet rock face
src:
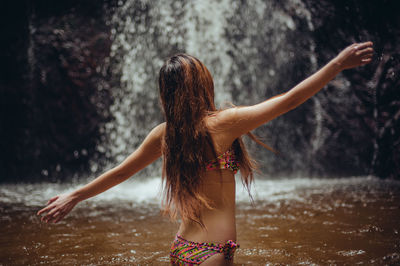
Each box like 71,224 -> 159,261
1,0 -> 399,182
302,0 -> 400,178
1,1 -> 116,181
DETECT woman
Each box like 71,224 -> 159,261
38,42 -> 373,265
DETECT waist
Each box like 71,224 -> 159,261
177,206 -> 237,243
178,171 -> 237,242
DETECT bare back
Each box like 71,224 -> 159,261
176,113 -> 241,244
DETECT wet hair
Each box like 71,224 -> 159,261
158,54 -> 262,227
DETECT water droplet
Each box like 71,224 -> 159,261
269,69 -> 275,76
90,164 -> 98,173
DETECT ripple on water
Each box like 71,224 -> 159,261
383,253 -> 400,263
1,176 -> 399,265
337,250 -> 366,256
258,225 -> 279,231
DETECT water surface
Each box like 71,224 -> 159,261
1,177 -> 399,265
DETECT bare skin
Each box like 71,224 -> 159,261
38,42 -> 373,265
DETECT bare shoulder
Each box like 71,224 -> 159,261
206,107 -> 250,133
207,93 -> 292,140
205,108 -> 242,148
206,108 -> 240,127
139,122 -> 165,150
151,122 -> 166,137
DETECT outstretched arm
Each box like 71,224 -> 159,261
218,42 -> 373,139
37,123 -> 165,223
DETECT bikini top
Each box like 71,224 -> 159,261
205,148 -> 240,174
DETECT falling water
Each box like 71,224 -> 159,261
101,0 -> 320,177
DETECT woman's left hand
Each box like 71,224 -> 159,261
334,42 -> 374,70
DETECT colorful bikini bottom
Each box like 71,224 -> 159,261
170,234 -> 239,265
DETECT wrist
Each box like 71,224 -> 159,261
330,56 -> 345,72
70,190 -> 84,203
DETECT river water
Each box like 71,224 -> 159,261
1,176 -> 399,265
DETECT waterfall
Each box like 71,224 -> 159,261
101,0 -> 319,178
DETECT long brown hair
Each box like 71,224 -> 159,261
158,54 -> 267,227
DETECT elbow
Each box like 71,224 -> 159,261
281,93 -> 300,112
283,88 -> 312,112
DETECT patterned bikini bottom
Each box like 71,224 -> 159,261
170,234 -> 239,265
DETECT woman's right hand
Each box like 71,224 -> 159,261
37,193 -> 79,223
334,41 -> 374,70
